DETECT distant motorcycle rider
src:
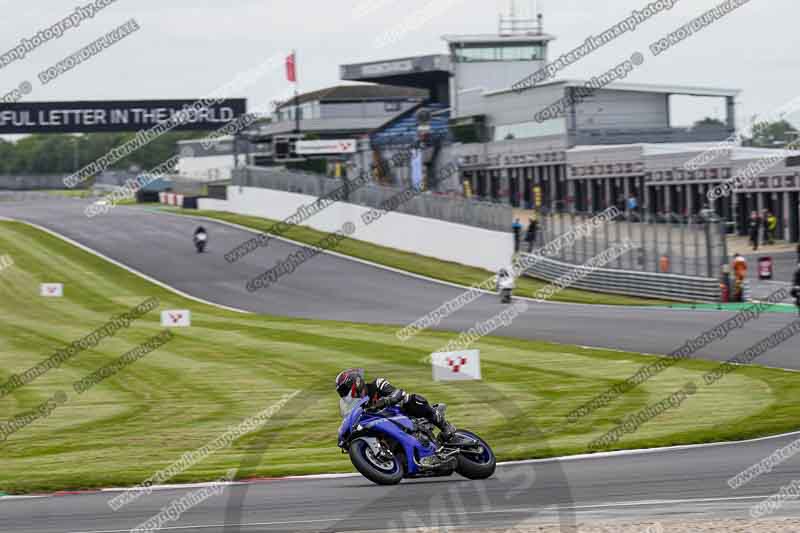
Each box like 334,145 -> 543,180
335,369 -> 456,442
496,267 -> 515,303
193,226 -> 208,253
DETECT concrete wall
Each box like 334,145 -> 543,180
198,186 -> 512,271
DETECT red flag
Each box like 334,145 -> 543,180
286,52 -> 296,83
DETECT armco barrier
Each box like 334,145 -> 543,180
524,254 -> 720,302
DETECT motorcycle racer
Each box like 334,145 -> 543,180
335,369 -> 456,442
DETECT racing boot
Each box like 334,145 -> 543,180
433,404 -> 456,443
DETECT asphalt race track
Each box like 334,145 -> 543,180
1,199 -> 798,370
6,434 -> 800,532
2,198 -> 800,532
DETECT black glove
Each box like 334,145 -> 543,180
371,397 -> 398,411
370,399 -> 390,411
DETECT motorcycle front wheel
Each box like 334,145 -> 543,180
349,437 -> 404,485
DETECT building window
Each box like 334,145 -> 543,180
455,44 -> 546,63
493,118 -> 566,142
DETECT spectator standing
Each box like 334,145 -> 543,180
794,262 -> 800,288
749,211 -> 761,251
792,263 -> 800,316
732,253 -> 748,302
616,194 -> 626,213
512,218 -> 522,252
524,217 -> 538,252
765,210 -> 777,245
627,193 -> 639,220
732,253 -> 748,281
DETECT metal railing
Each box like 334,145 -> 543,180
233,166 -> 512,232
523,254 -> 721,302
532,211 -> 727,279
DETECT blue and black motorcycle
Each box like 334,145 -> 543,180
337,397 -> 496,485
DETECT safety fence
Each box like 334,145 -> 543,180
533,211 -> 728,278
233,166 -> 511,232
523,254 -> 722,302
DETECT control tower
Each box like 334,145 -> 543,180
445,1 -> 554,116
340,1 -> 554,115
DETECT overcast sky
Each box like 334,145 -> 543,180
0,0 -> 797,134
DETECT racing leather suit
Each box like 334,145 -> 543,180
366,378 -> 455,440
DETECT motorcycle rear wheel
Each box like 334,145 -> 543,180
455,430 -> 496,480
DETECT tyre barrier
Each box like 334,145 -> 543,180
159,192 -> 184,207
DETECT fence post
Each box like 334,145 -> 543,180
582,213 -> 589,265
615,215 -> 622,269
705,220 -> 714,278
720,220 -> 729,274
653,214 -> 660,273
572,212 -> 578,264
694,219 -> 701,277
628,214 -> 635,270
681,220 -> 687,275
666,217 -> 673,273
640,213 -> 647,272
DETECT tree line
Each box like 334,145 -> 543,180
0,132 -> 206,175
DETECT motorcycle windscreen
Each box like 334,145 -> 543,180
340,395 -> 360,417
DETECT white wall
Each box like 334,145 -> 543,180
177,154 -> 247,181
198,186 -> 512,272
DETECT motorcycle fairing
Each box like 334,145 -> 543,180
338,398 -> 437,475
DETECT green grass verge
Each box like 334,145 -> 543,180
0,220 -> 798,494
162,207 -> 670,306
